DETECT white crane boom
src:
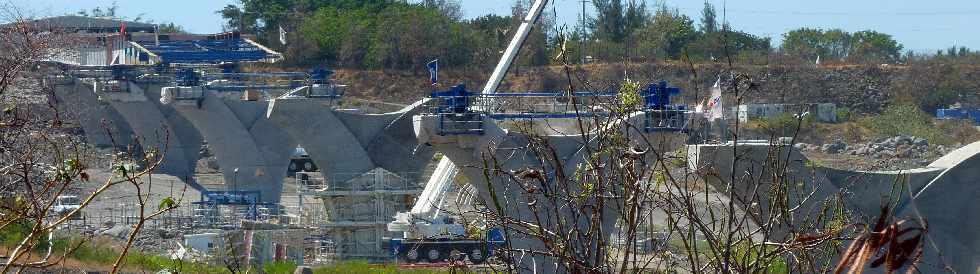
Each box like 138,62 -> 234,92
410,157 -> 457,219
481,0 -> 550,95
392,0 -> 549,234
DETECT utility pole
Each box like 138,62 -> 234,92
580,0 -> 589,64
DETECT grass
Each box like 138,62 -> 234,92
50,236 -> 226,273
313,260 -> 452,274
664,237 -> 789,273
1,220 -> 451,273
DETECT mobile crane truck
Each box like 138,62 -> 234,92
388,0 -> 549,264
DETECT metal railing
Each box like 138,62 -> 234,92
644,108 -> 690,133
428,91 -> 618,117
295,171 -> 423,194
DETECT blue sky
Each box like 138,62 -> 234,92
7,0 -> 979,52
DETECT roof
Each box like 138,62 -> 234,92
23,15 -> 156,33
134,38 -> 282,64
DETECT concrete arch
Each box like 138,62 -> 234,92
897,141 -> 980,272
89,82 -> 200,188
266,99 -> 376,183
172,94 -> 295,203
52,79 -> 134,148
131,80 -> 204,180
688,140 -> 980,273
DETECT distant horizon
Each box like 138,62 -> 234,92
5,0 -> 978,53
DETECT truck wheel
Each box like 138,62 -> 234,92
448,249 -> 464,261
405,248 -> 421,263
468,248 -> 486,264
303,162 -> 314,172
425,248 -> 445,263
289,162 -> 298,172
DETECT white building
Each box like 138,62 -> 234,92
734,103 -> 837,123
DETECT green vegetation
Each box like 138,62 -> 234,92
222,0 -> 549,69
219,0 -> 941,69
313,260 -> 451,274
781,28 -> 903,63
835,107 -> 853,123
2,222 -> 450,273
756,112 -> 815,137
861,103 -> 971,145
49,236 -> 225,273
263,260 -> 299,274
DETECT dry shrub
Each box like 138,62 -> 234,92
834,206 -> 925,274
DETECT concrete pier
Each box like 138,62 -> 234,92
266,98 -> 434,184
266,97 -> 435,260
168,91 -> 296,204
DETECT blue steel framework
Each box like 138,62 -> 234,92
136,39 -> 279,64
428,81 -> 690,135
169,68 -> 343,100
937,108 -> 980,125
193,190 -> 272,220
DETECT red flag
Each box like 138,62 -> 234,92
120,22 -> 126,35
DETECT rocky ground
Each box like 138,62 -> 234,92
796,134 -> 959,170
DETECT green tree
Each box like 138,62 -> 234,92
468,14 -> 513,67
849,30 -> 903,63
301,7 -> 374,66
217,5 -> 257,33
591,0 -> 647,43
782,28 -> 902,63
821,29 -> 852,60
781,28 -> 826,60
508,0 -> 553,68
156,23 -> 186,34
634,5 -> 696,60
699,1 -> 717,33
422,0 -> 463,20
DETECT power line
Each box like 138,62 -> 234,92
670,7 -> 980,16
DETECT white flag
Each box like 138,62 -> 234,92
279,25 -> 287,45
815,55 -> 821,65
707,78 -> 724,121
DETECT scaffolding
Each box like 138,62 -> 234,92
295,169 -> 423,261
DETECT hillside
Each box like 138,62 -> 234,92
329,62 -> 980,114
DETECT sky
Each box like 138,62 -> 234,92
5,0 -> 979,53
